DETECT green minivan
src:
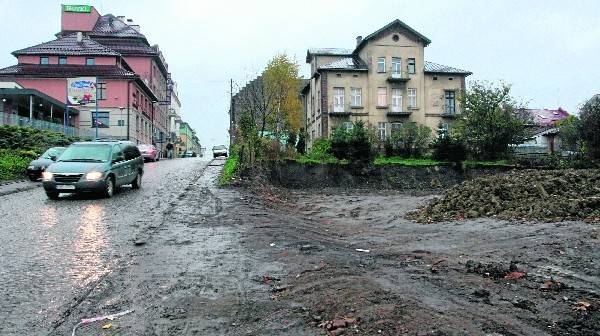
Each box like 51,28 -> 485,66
42,140 -> 144,199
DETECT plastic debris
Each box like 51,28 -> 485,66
102,323 -> 113,329
355,249 -> 370,252
72,310 -> 134,336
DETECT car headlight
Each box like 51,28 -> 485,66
42,172 -> 53,181
85,171 -> 104,180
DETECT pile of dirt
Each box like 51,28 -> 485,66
406,168 -> 600,222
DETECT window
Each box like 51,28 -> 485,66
343,121 -> 353,131
377,57 -> 386,73
378,122 -> 387,140
91,111 -> 110,128
333,87 -> 344,112
377,87 -> 387,107
408,58 -> 415,74
391,89 -> 402,112
97,83 -> 106,100
85,58 -> 94,66
438,123 -> 449,138
58,57 -> 67,65
445,91 -> 456,114
40,57 -> 49,65
408,88 -> 417,108
391,122 -> 402,134
350,88 -> 362,107
391,57 -> 401,75
117,119 -> 125,126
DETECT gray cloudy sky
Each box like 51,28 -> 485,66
1,0 -> 599,149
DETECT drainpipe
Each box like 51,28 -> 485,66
126,81 -> 131,140
29,94 -> 33,126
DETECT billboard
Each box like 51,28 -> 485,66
67,77 -> 97,106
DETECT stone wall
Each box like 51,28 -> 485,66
267,161 -> 514,190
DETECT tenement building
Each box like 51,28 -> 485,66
301,19 -> 472,150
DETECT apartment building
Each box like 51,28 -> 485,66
0,5 -> 179,154
301,19 -> 472,150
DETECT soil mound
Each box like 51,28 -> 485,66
406,169 -> 600,222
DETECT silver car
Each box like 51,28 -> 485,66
138,144 -> 160,162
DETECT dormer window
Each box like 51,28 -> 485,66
40,57 -> 49,65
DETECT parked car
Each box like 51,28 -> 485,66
26,146 -> 66,181
42,140 -> 144,199
183,150 -> 196,157
212,145 -> 228,158
138,144 -> 160,162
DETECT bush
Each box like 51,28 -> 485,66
0,152 -> 32,180
431,126 -> 467,163
330,120 -> 374,163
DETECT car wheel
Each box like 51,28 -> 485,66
46,191 -> 60,200
132,172 -> 142,189
104,177 -> 115,198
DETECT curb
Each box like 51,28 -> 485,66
0,180 -> 40,196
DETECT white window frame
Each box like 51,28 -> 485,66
378,122 -> 387,140
391,57 -> 402,75
377,57 -> 386,73
333,87 -> 345,112
408,88 -> 417,108
391,89 -> 402,112
377,87 -> 387,107
350,87 -> 362,107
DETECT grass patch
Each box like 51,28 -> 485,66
219,155 -> 239,185
374,157 -> 441,165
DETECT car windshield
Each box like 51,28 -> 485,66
58,144 -> 112,162
41,148 -> 64,159
213,145 -> 226,150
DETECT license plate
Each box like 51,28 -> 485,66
56,185 -> 76,190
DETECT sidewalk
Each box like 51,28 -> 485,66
0,179 -> 40,196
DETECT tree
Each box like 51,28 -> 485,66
430,122 -> 467,163
232,76 -> 276,137
329,120 -> 374,163
577,94 -> 600,159
457,80 -> 527,161
389,122 -> 432,158
263,53 -> 303,139
555,115 -> 579,153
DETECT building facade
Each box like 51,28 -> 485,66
301,19 -> 472,151
0,5 -> 193,155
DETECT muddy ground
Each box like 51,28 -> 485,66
59,165 -> 598,335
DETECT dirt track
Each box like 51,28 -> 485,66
56,165 -> 599,335
254,187 -> 599,335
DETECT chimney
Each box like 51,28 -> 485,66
117,16 -> 125,22
356,36 -> 363,46
126,18 -> 140,32
77,32 -> 83,43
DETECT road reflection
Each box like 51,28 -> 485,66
68,204 -> 110,287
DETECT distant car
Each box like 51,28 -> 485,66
183,150 -> 196,157
212,145 -> 228,158
26,147 -> 66,181
42,140 -> 144,199
138,144 -> 160,162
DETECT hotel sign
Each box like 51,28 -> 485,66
63,5 -> 92,13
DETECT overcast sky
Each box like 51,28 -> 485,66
1,0 -> 599,149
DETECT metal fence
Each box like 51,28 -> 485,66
1,111 -> 112,139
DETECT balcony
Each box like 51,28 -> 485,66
386,105 -> 412,116
329,103 -> 362,116
387,69 -> 410,83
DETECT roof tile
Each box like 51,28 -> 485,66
12,33 -> 120,57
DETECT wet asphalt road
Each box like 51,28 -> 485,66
0,156 -> 214,335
